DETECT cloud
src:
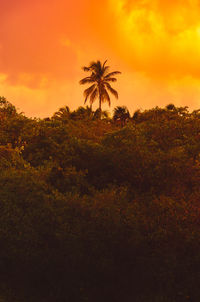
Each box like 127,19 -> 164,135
1,0 -> 200,116
2,0 -> 200,84
107,0 -> 200,78
0,0 -> 92,87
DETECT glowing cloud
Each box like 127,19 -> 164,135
109,0 -> 200,77
1,0 -> 200,116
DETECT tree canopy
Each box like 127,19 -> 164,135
0,98 -> 200,302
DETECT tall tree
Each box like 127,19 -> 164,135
79,60 -> 121,115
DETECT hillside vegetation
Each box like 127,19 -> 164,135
0,97 -> 200,301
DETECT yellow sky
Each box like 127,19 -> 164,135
1,0 -> 200,117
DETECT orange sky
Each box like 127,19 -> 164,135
1,0 -> 200,117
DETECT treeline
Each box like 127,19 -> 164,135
0,96 -> 200,301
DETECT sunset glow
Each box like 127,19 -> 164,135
2,0 -> 200,116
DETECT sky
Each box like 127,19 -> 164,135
1,0 -> 200,117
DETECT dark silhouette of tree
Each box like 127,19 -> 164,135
0,96 -> 17,117
166,103 -> 176,111
166,103 -> 189,117
113,106 -> 130,126
52,106 -> 70,121
70,106 -> 93,120
79,60 -> 121,116
1,99 -> 200,302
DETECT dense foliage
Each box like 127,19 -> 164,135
0,97 -> 200,301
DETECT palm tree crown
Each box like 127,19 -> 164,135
113,106 -> 130,126
79,60 -> 121,112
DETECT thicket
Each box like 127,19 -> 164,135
0,97 -> 200,301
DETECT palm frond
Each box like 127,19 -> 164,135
103,65 -> 110,76
59,106 -> 70,113
84,84 -> 96,104
90,88 -> 98,105
103,60 -> 108,68
104,71 -> 121,79
79,77 -> 95,85
89,61 -> 100,72
89,61 -> 97,67
101,88 -> 111,106
102,60 -> 110,75
53,106 -> 70,119
82,66 -> 90,72
103,77 -> 117,82
104,82 -> 118,99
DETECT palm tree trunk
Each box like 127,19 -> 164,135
99,94 -> 102,119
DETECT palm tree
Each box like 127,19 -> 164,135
70,106 -> 93,120
113,106 -> 130,126
52,106 -> 70,121
79,60 -> 121,115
